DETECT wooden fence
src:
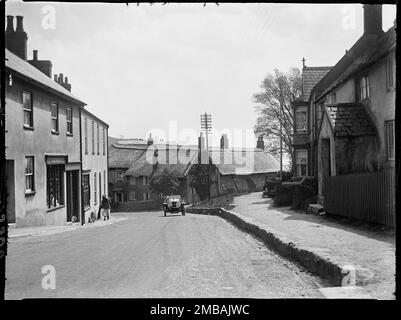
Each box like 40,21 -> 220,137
323,169 -> 396,227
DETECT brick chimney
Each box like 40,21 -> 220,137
147,133 -> 154,146
220,134 -> 228,149
256,136 -> 265,150
5,15 -> 28,60
28,50 -> 53,78
364,4 -> 383,35
55,72 -> 72,92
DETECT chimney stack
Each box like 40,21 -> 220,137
363,4 -> 383,35
6,16 -> 14,32
54,74 -> 58,82
256,136 -> 265,150
5,15 -> 28,60
220,134 -> 228,149
147,133 -> 154,146
28,50 -> 53,78
15,16 -> 24,32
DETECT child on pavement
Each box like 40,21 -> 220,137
101,194 -> 111,221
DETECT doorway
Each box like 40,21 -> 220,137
115,192 -> 123,203
66,170 -> 79,223
321,139 -> 331,194
6,160 -> 16,223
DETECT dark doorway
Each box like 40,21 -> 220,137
115,192 -> 123,203
6,160 -> 16,223
66,170 -> 79,223
321,139 -> 331,193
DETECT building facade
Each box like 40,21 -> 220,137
5,16 -> 85,226
315,6 -> 396,197
81,108 -> 109,223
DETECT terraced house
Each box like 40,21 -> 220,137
81,108 -> 109,223
4,16 -> 85,226
4,15 -> 109,227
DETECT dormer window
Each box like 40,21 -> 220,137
295,106 -> 307,132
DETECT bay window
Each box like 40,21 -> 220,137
295,107 -> 307,132
295,149 -> 308,177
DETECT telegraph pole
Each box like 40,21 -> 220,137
279,94 -> 283,180
201,112 -> 212,200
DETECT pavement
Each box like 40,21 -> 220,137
8,216 -> 128,238
5,211 -> 325,299
196,192 -> 395,300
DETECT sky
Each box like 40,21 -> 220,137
6,2 -> 396,149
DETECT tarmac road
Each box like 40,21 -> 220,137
5,211 -> 324,298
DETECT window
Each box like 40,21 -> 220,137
103,127 -> 106,155
23,91 -> 33,128
91,120 -> 95,155
66,107 -> 73,135
385,120 -> 395,160
94,172 -> 97,204
97,124 -> 100,155
143,192 -> 149,201
130,176 -> 136,185
82,174 -> 90,208
129,191 -> 136,201
143,176 -> 148,185
295,149 -> 308,177
25,156 -> 34,192
51,102 -> 59,132
116,170 -> 123,182
358,76 -> 370,101
295,107 -> 307,132
47,165 -> 64,208
329,92 -> 336,104
386,54 -> 395,90
84,117 -> 88,155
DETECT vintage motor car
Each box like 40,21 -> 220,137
163,195 -> 186,216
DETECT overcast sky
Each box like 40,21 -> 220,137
6,2 -> 396,148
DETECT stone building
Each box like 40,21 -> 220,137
5,16 -> 85,226
314,4 -> 396,197
81,108 -> 109,223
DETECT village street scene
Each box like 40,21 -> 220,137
1,2 -> 396,300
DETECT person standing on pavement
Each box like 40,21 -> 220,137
101,194 -> 111,221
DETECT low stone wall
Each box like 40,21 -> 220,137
186,206 -> 344,286
112,200 -> 163,212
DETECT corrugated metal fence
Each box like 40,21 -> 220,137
323,169 -> 396,227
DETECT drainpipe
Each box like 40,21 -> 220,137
79,106 -> 84,225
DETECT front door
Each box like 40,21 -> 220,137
66,170 -> 79,223
115,192 -> 122,203
6,160 -> 16,223
321,139 -> 331,193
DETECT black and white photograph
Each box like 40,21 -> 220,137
0,0 -> 397,306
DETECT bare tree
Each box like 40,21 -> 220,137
253,68 -> 302,168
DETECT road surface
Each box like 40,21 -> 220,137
6,211 -> 324,298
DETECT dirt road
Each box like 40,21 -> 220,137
6,211 -> 324,299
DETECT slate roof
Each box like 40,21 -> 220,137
317,26 -> 395,101
209,148 -> 280,175
324,103 -> 376,137
301,66 -> 332,102
5,49 -> 85,105
108,144 -> 145,168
